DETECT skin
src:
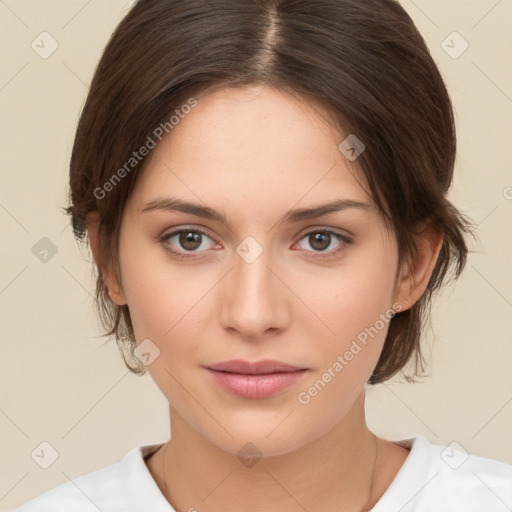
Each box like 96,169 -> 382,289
88,84 -> 443,511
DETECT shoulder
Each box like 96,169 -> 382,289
11,443 -> 169,512
373,435 -> 512,512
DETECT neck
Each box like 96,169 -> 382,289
159,393 -> 384,512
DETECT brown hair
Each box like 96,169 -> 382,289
64,0 -> 472,384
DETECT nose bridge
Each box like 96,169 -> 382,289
220,235 -> 286,339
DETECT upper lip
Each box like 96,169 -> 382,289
206,359 -> 306,375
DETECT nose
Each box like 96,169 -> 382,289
219,240 -> 289,342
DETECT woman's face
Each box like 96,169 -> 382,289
113,84 -> 403,456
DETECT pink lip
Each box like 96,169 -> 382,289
206,359 -> 304,374
205,359 -> 308,399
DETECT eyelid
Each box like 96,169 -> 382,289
295,225 -> 353,240
161,225 -> 217,241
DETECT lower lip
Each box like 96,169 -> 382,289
206,369 -> 308,399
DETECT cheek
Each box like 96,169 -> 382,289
123,269 -> 206,343
293,283 -> 395,425
301,254 -> 398,345
294,244 -> 398,394
117,236 -> 201,342
336,268 -> 396,333
119,251 -> 211,398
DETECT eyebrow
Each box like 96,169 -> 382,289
140,196 -> 370,227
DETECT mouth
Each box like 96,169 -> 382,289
206,359 -> 306,374
204,359 -> 309,399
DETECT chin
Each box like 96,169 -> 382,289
197,411 -> 327,460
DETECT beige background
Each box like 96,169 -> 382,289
1,0 -> 511,509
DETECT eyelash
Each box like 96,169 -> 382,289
159,227 -> 353,260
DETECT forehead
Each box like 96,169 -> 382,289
127,84 -> 371,218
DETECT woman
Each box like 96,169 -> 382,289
13,0 -> 512,510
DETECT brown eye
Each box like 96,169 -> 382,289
178,231 -> 202,251
160,228 -> 218,258
308,232 -> 332,251
296,229 -> 352,258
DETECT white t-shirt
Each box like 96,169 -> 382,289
11,435 -> 512,512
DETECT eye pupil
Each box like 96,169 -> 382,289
179,231 -> 201,250
310,232 -> 330,251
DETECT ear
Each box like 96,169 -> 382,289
393,222 -> 444,312
86,212 -> 127,306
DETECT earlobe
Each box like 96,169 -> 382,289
107,286 -> 127,306
394,223 -> 444,312
86,212 -> 127,306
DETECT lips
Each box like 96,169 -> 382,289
205,359 -> 308,399
206,359 -> 305,375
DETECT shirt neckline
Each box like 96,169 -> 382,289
369,435 -> 431,511
124,442 -> 175,510
124,436 -> 426,511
